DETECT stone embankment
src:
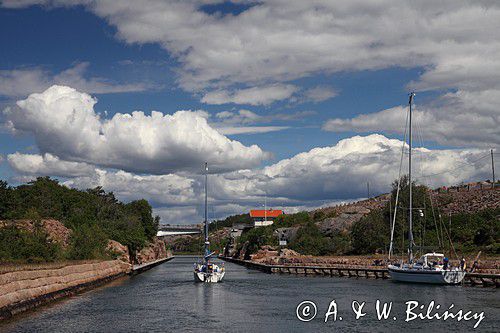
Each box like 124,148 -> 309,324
0,260 -> 130,320
0,220 -> 173,320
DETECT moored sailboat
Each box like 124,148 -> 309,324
387,93 -> 465,285
193,162 -> 225,283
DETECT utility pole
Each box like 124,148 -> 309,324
492,149 -> 496,189
264,193 -> 267,223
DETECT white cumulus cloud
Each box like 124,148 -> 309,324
10,134 -> 492,224
8,152 -> 96,177
3,85 -> 269,174
323,90 -> 500,147
64,169 -> 200,206
210,134 -> 492,202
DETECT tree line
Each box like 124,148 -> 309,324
232,178 -> 499,258
0,177 -> 159,262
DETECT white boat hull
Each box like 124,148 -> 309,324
193,271 -> 225,283
388,265 -> 465,285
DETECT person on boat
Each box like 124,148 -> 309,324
460,257 -> 467,271
443,257 -> 449,270
470,260 -> 478,272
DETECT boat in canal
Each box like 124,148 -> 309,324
193,162 -> 225,283
388,252 -> 465,284
387,93 -> 466,285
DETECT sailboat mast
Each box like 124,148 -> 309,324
408,93 -> 414,263
204,162 -> 209,262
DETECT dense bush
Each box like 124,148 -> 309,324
238,225 -> 276,257
0,224 -> 63,262
67,223 -> 109,260
448,209 -> 499,254
209,213 -> 252,232
274,211 -> 311,228
289,221 -> 332,256
350,209 -> 390,254
350,177 -> 500,256
0,177 -> 160,262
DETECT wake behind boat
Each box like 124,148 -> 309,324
193,162 -> 225,283
387,93 -> 465,285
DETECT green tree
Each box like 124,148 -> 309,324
350,209 -> 389,254
0,177 -> 160,262
0,225 -> 63,262
67,223 -> 108,260
289,221 -> 332,256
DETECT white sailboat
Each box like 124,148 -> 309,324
193,162 -> 225,283
387,93 -> 465,285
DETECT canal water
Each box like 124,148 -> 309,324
1,256 -> 498,332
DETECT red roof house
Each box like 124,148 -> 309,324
249,209 -> 284,227
250,209 -> 284,218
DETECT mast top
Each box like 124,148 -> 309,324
409,92 -> 415,104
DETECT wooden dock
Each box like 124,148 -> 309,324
220,256 -> 499,287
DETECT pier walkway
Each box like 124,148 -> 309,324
220,256 -> 499,287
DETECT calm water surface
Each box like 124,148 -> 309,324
1,256 -> 498,332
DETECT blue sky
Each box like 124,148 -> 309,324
0,1 -> 498,223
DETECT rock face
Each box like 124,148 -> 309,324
250,246 -> 302,265
0,260 -> 131,319
134,237 -> 171,265
315,198 -> 386,236
251,245 -> 279,261
161,234 -> 200,253
0,219 -> 72,248
433,187 -> 499,215
318,211 -> 366,235
106,240 -> 130,263
273,227 -> 299,243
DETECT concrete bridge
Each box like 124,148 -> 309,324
157,224 -> 202,236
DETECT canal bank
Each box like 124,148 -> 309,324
1,255 -> 498,332
0,256 -> 174,320
220,256 -> 500,287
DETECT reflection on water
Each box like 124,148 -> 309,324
1,256 -> 498,332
